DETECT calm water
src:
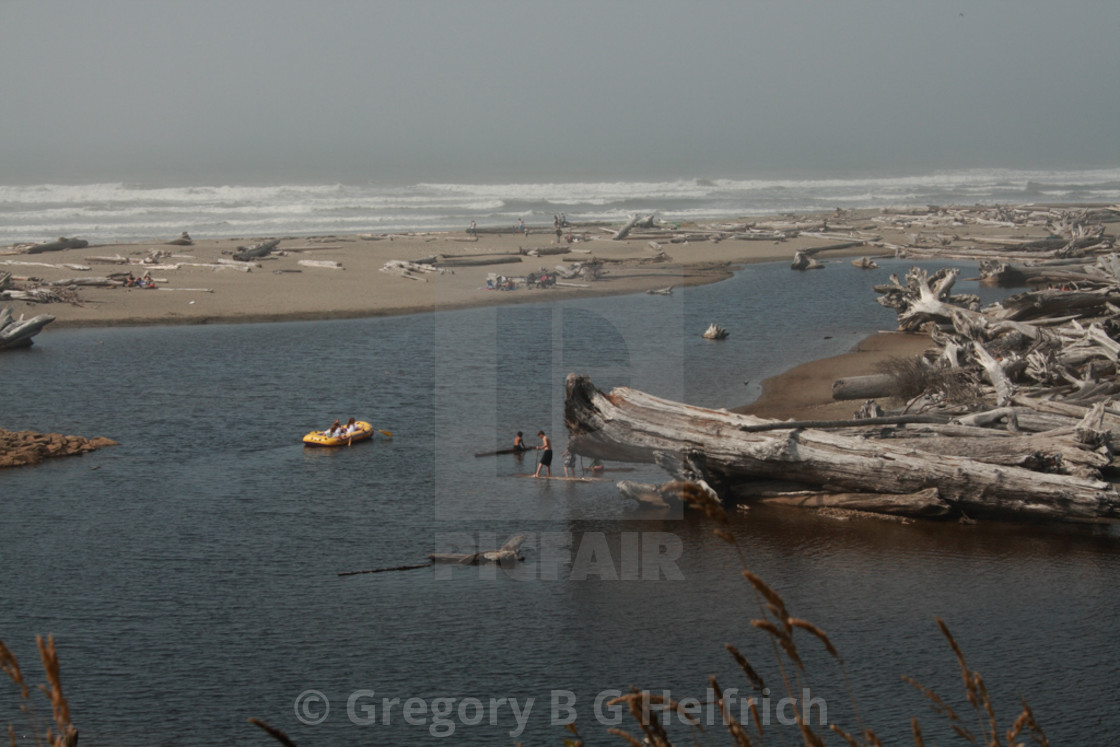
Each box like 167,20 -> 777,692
2,260 -> 1118,745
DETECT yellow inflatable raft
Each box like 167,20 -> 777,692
302,421 -> 375,447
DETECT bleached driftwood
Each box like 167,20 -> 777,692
232,239 -> 281,262
297,259 -> 344,270
791,251 -> 824,271
24,237 -> 88,254
2,260 -> 91,271
380,259 -> 444,281
178,262 -> 253,272
563,373 -> 1120,522
702,323 -> 729,340
428,534 -> 527,565
0,308 -> 55,350
613,214 -> 655,241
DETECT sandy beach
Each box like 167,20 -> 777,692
0,207 -> 1063,414
2,217 -> 883,328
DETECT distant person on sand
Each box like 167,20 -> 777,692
533,430 -> 552,477
469,220 -> 477,237
517,218 -> 526,235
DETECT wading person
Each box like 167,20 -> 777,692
533,430 -> 552,477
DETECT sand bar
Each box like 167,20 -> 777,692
0,207 -> 1082,416
1,206 -> 1064,329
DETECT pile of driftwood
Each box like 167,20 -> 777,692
565,241 -> 1120,522
870,204 -> 1117,262
602,206 -> 1120,270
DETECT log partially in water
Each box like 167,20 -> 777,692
428,534 -> 528,565
0,307 -> 55,350
563,373 -> 1120,522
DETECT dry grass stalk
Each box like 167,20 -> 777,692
878,355 -> 981,406
789,619 -> 840,659
35,635 -> 73,744
903,618 -> 1050,746
0,642 -> 30,701
247,717 -> 299,746
606,727 -> 644,746
678,482 -> 728,522
724,644 -> 765,693
1,636 -> 76,747
709,676 -> 754,747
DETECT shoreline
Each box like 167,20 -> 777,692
1,205 -> 1065,417
2,204 -> 1084,330
2,224 -> 850,330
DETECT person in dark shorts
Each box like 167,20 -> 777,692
533,430 -> 552,477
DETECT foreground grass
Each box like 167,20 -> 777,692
4,489 -> 1052,745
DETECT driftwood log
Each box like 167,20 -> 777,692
24,237 -> 89,254
428,534 -> 528,565
564,373 -> 1120,522
232,239 -> 280,262
0,307 -> 55,350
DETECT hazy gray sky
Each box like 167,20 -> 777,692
2,0 -> 1117,184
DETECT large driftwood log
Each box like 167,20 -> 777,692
25,237 -> 89,254
564,373 -> 1120,521
832,373 -> 899,400
232,239 -> 281,262
0,308 -> 55,350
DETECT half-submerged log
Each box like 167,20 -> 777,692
428,534 -> 528,565
702,323 -> 729,340
791,251 -> 824,271
563,373 -> 1120,522
0,307 -> 55,350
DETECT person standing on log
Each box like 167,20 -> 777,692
562,447 -> 576,477
533,430 -> 552,477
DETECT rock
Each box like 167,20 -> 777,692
0,428 -> 117,469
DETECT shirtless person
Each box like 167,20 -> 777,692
533,430 -> 552,477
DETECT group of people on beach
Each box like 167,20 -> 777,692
123,271 -> 156,289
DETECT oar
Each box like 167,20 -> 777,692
377,428 -> 393,438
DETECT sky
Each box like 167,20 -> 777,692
2,0 -> 1118,185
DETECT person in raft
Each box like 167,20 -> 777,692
342,417 -> 358,435
513,431 -> 526,451
533,430 -> 553,477
324,419 -> 343,437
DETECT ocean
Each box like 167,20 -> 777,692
3,167 -> 1120,247
2,260 -> 1118,745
